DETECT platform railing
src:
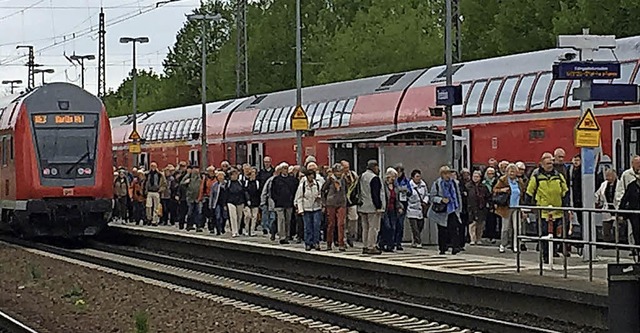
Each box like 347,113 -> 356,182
513,205 -> 640,281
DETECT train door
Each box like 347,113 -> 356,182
235,142 -> 248,165
248,142 -> 264,168
138,152 -> 149,170
612,120 -> 624,174
458,129 -> 471,171
189,149 -> 199,167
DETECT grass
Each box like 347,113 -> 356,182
27,263 -> 42,280
134,310 -> 149,333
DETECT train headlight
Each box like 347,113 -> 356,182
43,168 -> 50,176
77,168 -> 85,175
84,168 -> 92,175
51,168 -> 58,176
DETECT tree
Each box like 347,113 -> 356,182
103,69 -> 165,117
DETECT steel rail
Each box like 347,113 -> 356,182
0,310 -> 40,333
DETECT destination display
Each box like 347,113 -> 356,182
32,114 -> 95,126
553,61 -> 620,80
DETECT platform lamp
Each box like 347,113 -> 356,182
2,80 -> 22,94
33,68 -> 54,85
69,54 -> 95,89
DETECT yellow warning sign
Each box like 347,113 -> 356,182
129,143 -> 141,153
129,129 -> 141,141
574,109 -> 601,148
576,109 -> 600,131
291,105 -> 308,131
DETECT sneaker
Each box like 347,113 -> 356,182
499,245 -> 506,253
368,248 -> 382,255
305,245 -> 311,251
270,234 -> 276,241
232,233 -> 239,238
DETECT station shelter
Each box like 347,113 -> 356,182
322,129 -> 465,245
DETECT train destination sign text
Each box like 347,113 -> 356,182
553,61 -> 620,80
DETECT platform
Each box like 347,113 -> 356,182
106,222 -> 618,328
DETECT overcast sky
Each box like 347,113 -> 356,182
0,0 -> 201,96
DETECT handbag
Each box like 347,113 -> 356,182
431,181 -> 447,213
416,187 -> 429,216
493,191 -> 510,206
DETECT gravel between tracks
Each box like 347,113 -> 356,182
0,244 -> 325,333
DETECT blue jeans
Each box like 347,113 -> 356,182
303,210 -> 321,247
394,203 -> 407,247
214,204 -> 226,234
187,202 -> 201,229
381,210 -> 398,249
261,206 -> 276,234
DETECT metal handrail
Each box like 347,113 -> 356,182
512,205 -> 640,281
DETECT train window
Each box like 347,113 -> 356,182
496,77 -> 518,113
142,125 -> 151,140
176,120 -> 186,139
331,100 -> 347,128
310,103 -> 326,130
530,72 -> 552,110
567,81 -> 581,108
321,101 -> 337,128
277,107 -> 292,132
260,108 -> 275,133
615,62 -> 636,84
190,118 -> 200,136
268,108 -> 283,133
529,129 -> 545,141
253,109 -> 266,133
340,99 -> 356,127
152,123 -> 162,141
183,119 -> 193,139
513,74 -> 536,112
480,79 -> 502,114
464,80 -> 486,116
547,80 -> 569,109
169,121 -> 178,140
453,82 -> 471,116
158,123 -> 167,141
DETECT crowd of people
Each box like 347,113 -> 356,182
111,148 -> 640,260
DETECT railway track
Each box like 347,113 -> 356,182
3,237 -> 561,333
0,310 -> 39,333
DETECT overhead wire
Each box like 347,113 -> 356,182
0,0 -> 45,21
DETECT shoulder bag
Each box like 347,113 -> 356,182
431,181 -> 448,213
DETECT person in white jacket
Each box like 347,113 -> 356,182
595,168 -> 620,242
295,169 -> 325,251
615,155 -> 640,254
406,169 -> 429,248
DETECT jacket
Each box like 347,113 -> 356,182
245,179 -> 261,208
525,168 -> 569,219
198,175 -> 217,202
160,175 -> 174,199
383,183 -> 403,214
614,168 -> 640,209
257,167 -> 274,191
271,175 -> 297,208
113,177 -> 129,198
145,170 -> 167,193
182,173 -> 202,204
343,170 -> 359,207
322,176 -> 347,208
226,180 -> 248,206
260,175 -> 276,210
208,181 -> 227,209
406,179 -> 428,219
595,180 -> 617,221
132,178 -> 145,203
295,177 -> 324,214
466,181 -> 489,222
427,177 -> 463,227
493,175 -> 526,219
358,169 -> 385,214
394,175 -> 412,203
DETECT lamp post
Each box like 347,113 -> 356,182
187,13 -> 222,169
33,68 -> 54,85
69,54 -> 95,89
295,0 -> 303,166
2,80 -> 22,94
444,0 -> 454,167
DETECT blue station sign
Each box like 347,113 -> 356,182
590,83 -> 639,102
436,85 -> 463,106
553,61 -> 620,80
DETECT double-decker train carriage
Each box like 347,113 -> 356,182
0,82 -> 113,238
112,35 -> 640,175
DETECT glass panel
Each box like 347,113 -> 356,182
148,124 -> 157,141
453,83 -> 471,116
340,99 -> 356,127
567,81 -> 581,108
194,118 -> 202,133
547,80 -> 569,109
530,72 -> 552,110
142,124 -> 151,140
331,100 -> 347,128
513,74 -> 536,112
269,108 -> 284,133
260,108 -> 275,133
176,120 -> 186,139
183,119 -> 193,138
277,107 -> 292,132
253,109 -> 265,133
169,121 -> 178,139
464,81 -> 486,115
321,101 -> 337,128
310,103 -> 326,129
480,80 -> 502,114
496,77 -> 518,113
614,62 -> 635,84
158,123 -> 167,140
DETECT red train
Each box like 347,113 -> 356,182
0,82 -> 113,238
111,35 -> 640,174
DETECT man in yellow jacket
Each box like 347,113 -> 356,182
525,152 -> 569,263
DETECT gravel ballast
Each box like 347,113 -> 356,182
0,243 -> 326,333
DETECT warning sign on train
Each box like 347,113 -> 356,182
574,109 -> 601,148
129,129 -> 141,141
291,105 -> 308,131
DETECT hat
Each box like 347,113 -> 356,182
179,161 -> 187,167
385,167 -> 398,176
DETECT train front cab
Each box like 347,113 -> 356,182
9,84 -> 113,238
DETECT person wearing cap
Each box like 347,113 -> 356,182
295,168 -> 324,250
182,165 -> 203,232
305,155 -> 316,167
271,162 -> 297,244
358,160 -> 385,255
428,165 -> 464,255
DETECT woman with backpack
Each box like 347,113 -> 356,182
406,169 -> 429,249
295,169 -> 324,251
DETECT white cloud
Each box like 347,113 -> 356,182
0,0 -> 201,96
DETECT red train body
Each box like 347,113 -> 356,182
111,36 -> 640,175
0,83 -> 113,238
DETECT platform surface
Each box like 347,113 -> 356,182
108,222 -> 635,303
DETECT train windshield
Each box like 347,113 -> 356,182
32,114 -> 98,166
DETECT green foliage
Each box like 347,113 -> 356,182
134,310 -> 150,333
27,263 -> 41,280
104,0 -> 639,117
